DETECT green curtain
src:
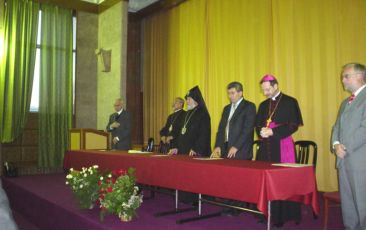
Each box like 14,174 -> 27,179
0,0 -> 39,143
38,4 -> 73,168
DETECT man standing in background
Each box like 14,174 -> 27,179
331,63 -> 366,230
160,97 -> 186,153
106,98 -> 131,150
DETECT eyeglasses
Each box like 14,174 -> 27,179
341,72 -> 363,79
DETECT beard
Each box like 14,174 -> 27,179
187,104 -> 196,110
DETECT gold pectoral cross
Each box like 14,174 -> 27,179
181,126 -> 187,135
266,118 -> 272,128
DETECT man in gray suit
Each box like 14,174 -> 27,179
106,98 -> 132,150
331,63 -> 366,230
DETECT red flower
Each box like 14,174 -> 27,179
106,187 -> 113,193
118,169 -> 127,176
98,180 -> 102,186
112,169 -> 127,177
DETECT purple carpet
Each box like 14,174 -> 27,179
2,174 -> 343,230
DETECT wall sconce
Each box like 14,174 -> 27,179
95,48 -> 111,72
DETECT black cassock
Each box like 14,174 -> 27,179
172,106 -> 211,156
171,105 -> 211,204
255,93 -> 303,224
159,109 -> 186,153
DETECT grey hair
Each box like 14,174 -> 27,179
342,62 -> 366,81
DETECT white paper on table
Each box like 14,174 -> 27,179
150,154 -> 170,157
193,157 -> 223,160
271,163 -> 312,168
128,150 -> 152,154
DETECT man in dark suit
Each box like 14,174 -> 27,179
159,97 -> 186,153
106,98 -> 131,150
211,82 -> 256,160
210,82 -> 256,216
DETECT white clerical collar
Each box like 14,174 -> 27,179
271,91 -> 281,101
354,84 -> 366,97
233,97 -> 244,107
117,109 -> 123,115
174,109 -> 182,113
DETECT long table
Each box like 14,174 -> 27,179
64,150 -> 320,228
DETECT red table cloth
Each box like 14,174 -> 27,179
64,150 -> 320,216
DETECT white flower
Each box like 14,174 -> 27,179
108,174 -> 112,178
93,165 -> 99,169
80,184 -> 83,188
66,174 -> 73,179
84,174 -> 87,177
65,181 -> 69,185
122,202 -> 131,208
100,176 -> 104,180
70,168 -> 74,172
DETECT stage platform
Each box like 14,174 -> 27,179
2,173 -> 343,230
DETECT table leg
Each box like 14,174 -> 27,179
267,201 -> 271,230
175,190 -> 178,211
198,193 -> 202,216
154,190 -> 197,217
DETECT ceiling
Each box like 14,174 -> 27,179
80,0 -> 159,12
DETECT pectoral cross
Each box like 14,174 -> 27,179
266,118 -> 272,128
181,126 -> 187,135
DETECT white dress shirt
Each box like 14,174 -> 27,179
225,97 -> 244,142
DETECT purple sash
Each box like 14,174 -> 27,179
268,122 -> 296,163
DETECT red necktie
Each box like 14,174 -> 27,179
348,94 -> 355,104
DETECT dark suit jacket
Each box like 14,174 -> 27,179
106,110 -> 132,150
215,98 -> 256,160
